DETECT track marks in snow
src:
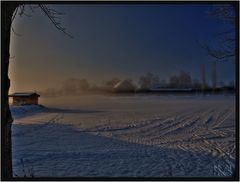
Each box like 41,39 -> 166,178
13,113 -> 64,137
91,105 -> 235,165
11,96 -> 236,177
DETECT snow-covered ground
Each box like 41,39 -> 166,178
11,94 -> 236,177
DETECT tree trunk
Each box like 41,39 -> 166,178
2,3 -> 19,180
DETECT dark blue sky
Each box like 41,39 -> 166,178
9,4 -> 235,92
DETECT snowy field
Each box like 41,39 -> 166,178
11,94 -> 236,177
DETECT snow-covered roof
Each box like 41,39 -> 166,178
113,80 -> 135,90
9,92 -> 40,97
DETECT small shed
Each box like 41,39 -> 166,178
9,92 -> 40,106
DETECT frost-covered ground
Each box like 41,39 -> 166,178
11,94 -> 236,177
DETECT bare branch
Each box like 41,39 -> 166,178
208,4 -> 235,24
22,11 -> 32,18
11,6 -> 19,23
47,8 -> 66,16
198,40 -> 234,60
29,5 -> 35,13
11,26 -> 21,37
201,4 -> 236,61
10,4 -> 73,39
214,29 -> 235,37
38,4 -> 73,38
18,5 -> 25,17
206,46 -> 234,60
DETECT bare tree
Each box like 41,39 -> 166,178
169,75 -> 179,88
159,79 -> 167,88
169,71 -> 192,88
138,72 -> 159,90
192,78 -> 201,89
218,80 -> 225,88
211,61 -> 217,90
2,2 -> 72,179
201,64 -> 207,91
178,71 -> 192,88
200,4 -> 236,61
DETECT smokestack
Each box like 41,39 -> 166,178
201,64 -> 206,92
212,61 -> 217,91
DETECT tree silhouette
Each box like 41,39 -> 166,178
138,72 -> 159,90
200,4 -> 237,61
211,61 -> 217,91
1,2 -> 72,179
169,75 -> 179,88
178,71 -> 192,88
201,64 -> 207,91
169,71 -> 192,88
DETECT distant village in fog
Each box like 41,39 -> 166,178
40,64 -> 235,97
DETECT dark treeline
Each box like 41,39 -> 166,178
40,71 -> 235,97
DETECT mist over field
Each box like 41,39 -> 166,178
8,3 -> 236,178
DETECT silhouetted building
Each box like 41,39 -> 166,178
113,80 -> 135,92
9,92 -> 40,105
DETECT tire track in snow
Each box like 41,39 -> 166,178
13,113 -> 64,137
143,109 -> 214,146
117,108 -> 205,142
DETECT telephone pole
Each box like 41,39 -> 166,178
201,64 -> 206,92
212,61 -> 217,92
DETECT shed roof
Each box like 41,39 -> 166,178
9,92 -> 40,97
113,80 -> 135,90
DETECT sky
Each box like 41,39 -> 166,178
9,3 -> 236,93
